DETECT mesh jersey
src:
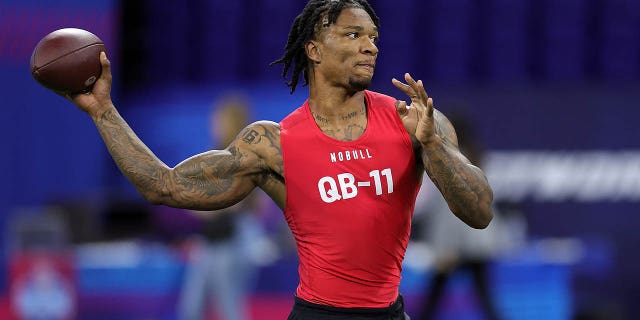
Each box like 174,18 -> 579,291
279,90 -> 422,308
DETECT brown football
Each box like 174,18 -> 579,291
30,28 -> 106,94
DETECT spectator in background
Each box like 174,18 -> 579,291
177,94 -> 266,320
414,111 -> 519,320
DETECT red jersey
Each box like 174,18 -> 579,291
280,90 -> 422,308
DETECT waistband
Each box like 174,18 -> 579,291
294,295 -> 405,315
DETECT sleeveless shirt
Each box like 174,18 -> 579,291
279,90 -> 422,308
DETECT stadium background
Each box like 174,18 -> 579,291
1,0 -> 639,319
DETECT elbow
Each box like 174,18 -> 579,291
452,203 -> 494,229
471,209 -> 493,229
144,194 -> 165,206
138,189 -> 169,206
472,198 -> 495,229
140,192 -> 162,205
130,168 -> 177,206
472,188 -> 495,229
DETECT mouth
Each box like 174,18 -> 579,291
355,62 -> 376,73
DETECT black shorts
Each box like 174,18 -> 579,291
287,295 -> 411,320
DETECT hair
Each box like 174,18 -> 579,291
270,0 -> 380,94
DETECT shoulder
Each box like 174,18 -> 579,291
365,90 -> 397,106
280,105 -> 308,130
364,91 -> 403,120
247,120 -> 281,133
235,120 -> 282,173
238,121 -> 281,148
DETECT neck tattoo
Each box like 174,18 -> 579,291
313,106 -> 366,125
312,112 -> 330,124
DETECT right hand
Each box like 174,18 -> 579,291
392,73 -> 437,148
65,51 -> 113,117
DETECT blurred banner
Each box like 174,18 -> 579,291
487,151 -> 640,202
0,0 -> 119,295
0,0 -> 117,63
9,252 -> 76,320
2,0 -> 640,318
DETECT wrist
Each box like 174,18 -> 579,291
88,101 -> 115,119
420,135 -> 444,151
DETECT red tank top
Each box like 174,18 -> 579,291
280,90 -> 422,308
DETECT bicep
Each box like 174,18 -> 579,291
163,133 -> 264,210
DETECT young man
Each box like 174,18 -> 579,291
65,1 -> 493,319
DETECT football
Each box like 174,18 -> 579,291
30,28 -> 106,94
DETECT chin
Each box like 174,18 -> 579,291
348,77 -> 372,92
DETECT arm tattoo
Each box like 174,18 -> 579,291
251,123 -> 284,175
242,129 -> 260,144
433,113 -> 458,147
175,148 -> 240,197
423,114 -> 493,228
96,108 -> 169,197
94,108 -> 269,210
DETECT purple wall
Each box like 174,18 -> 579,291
2,0 -> 640,318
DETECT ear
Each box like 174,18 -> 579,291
305,40 -> 321,64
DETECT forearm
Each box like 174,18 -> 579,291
91,105 -> 171,202
422,138 -> 494,228
91,106 -> 262,210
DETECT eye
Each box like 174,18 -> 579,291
346,32 -> 359,39
370,35 -> 379,44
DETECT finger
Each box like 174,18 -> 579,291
66,91 -> 82,102
415,79 -> 434,117
391,78 -> 412,95
405,73 -> 428,100
427,97 -> 434,117
100,51 -> 112,81
402,73 -> 423,103
404,72 -> 417,85
404,73 -> 419,92
416,80 -> 430,105
394,100 -> 409,116
392,77 -> 419,103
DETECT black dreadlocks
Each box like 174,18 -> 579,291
270,0 -> 380,94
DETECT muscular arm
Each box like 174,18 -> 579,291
422,111 -> 493,229
393,73 -> 493,229
92,106 -> 271,210
65,53 -> 285,211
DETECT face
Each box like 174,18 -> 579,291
310,7 -> 379,91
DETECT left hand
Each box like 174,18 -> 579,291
392,73 -> 437,146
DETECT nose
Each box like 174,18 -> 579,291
361,37 -> 378,56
